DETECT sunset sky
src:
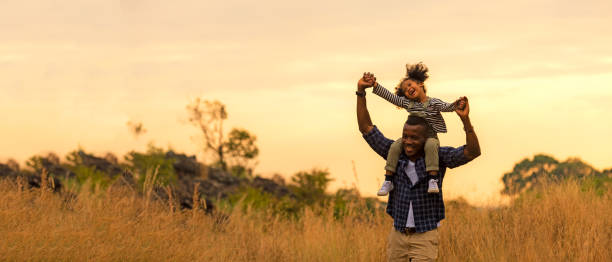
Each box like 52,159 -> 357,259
2,0 -> 611,205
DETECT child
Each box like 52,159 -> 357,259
367,63 -> 465,195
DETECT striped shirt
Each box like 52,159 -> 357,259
373,84 -> 456,133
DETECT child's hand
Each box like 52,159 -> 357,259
358,73 -> 372,89
358,72 -> 377,89
364,72 -> 376,86
455,97 -> 467,110
455,96 -> 469,118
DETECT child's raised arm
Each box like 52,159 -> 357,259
429,97 -> 461,112
372,83 -> 412,109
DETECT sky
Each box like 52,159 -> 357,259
1,0 -> 612,205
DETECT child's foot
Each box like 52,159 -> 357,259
427,179 -> 440,194
377,181 -> 394,196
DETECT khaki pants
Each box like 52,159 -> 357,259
385,136 -> 439,173
387,228 -> 439,262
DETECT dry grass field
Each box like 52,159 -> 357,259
0,178 -> 610,261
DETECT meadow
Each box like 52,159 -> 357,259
0,177 -> 609,261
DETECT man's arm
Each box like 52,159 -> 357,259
439,97 -> 480,168
456,97 -> 481,160
356,73 -> 394,159
357,73 -> 374,134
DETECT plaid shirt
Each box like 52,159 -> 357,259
363,126 -> 471,233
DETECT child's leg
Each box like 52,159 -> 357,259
425,136 -> 440,194
425,137 -> 440,175
378,138 -> 402,196
384,138 -> 403,180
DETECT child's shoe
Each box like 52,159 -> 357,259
427,179 -> 440,194
377,181 -> 394,196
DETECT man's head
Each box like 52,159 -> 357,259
402,115 -> 428,157
395,62 -> 429,100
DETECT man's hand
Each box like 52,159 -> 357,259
455,96 -> 469,119
453,97 -> 466,110
358,72 -> 376,90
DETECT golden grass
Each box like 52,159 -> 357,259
0,179 -> 610,261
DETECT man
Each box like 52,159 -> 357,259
356,72 -> 481,261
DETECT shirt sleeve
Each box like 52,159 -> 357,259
439,145 -> 471,169
373,84 -> 411,109
362,126 -> 394,160
429,97 -> 457,112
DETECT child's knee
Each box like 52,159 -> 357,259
389,139 -> 403,154
425,137 -> 439,146
425,138 -> 439,152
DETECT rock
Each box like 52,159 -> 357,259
251,176 -> 293,198
0,163 -> 17,178
166,151 -> 200,177
29,153 -> 75,179
75,151 -> 123,177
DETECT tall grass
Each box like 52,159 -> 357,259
0,178 -> 609,261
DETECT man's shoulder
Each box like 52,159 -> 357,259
438,145 -> 464,154
362,125 -> 382,139
438,145 -> 470,168
362,125 -> 394,159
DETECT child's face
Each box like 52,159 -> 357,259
401,79 -> 424,100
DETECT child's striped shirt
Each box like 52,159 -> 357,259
372,84 -> 456,133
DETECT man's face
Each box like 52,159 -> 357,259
400,79 -> 424,100
402,123 -> 426,157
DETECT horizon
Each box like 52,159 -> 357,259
2,0 -> 612,205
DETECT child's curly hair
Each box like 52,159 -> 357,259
395,62 -> 429,97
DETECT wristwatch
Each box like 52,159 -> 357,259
356,90 -> 366,97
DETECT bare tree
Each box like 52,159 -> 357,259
186,98 -> 259,175
187,98 -> 228,170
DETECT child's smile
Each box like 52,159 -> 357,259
407,87 -> 416,97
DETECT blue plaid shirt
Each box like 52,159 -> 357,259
363,126 -> 471,233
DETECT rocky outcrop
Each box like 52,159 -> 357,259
74,151 -> 123,177
251,176 -> 293,198
1,151 -> 294,213
166,150 -> 201,177
28,153 -> 75,179
1,161 -> 63,192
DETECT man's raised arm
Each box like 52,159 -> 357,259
357,73 -> 375,134
455,97 -> 481,160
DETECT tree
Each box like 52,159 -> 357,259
224,128 -> 259,176
289,168 -> 333,206
125,144 -> 177,187
502,154 -> 604,196
186,98 -> 258,174
187,98 -> 228,170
